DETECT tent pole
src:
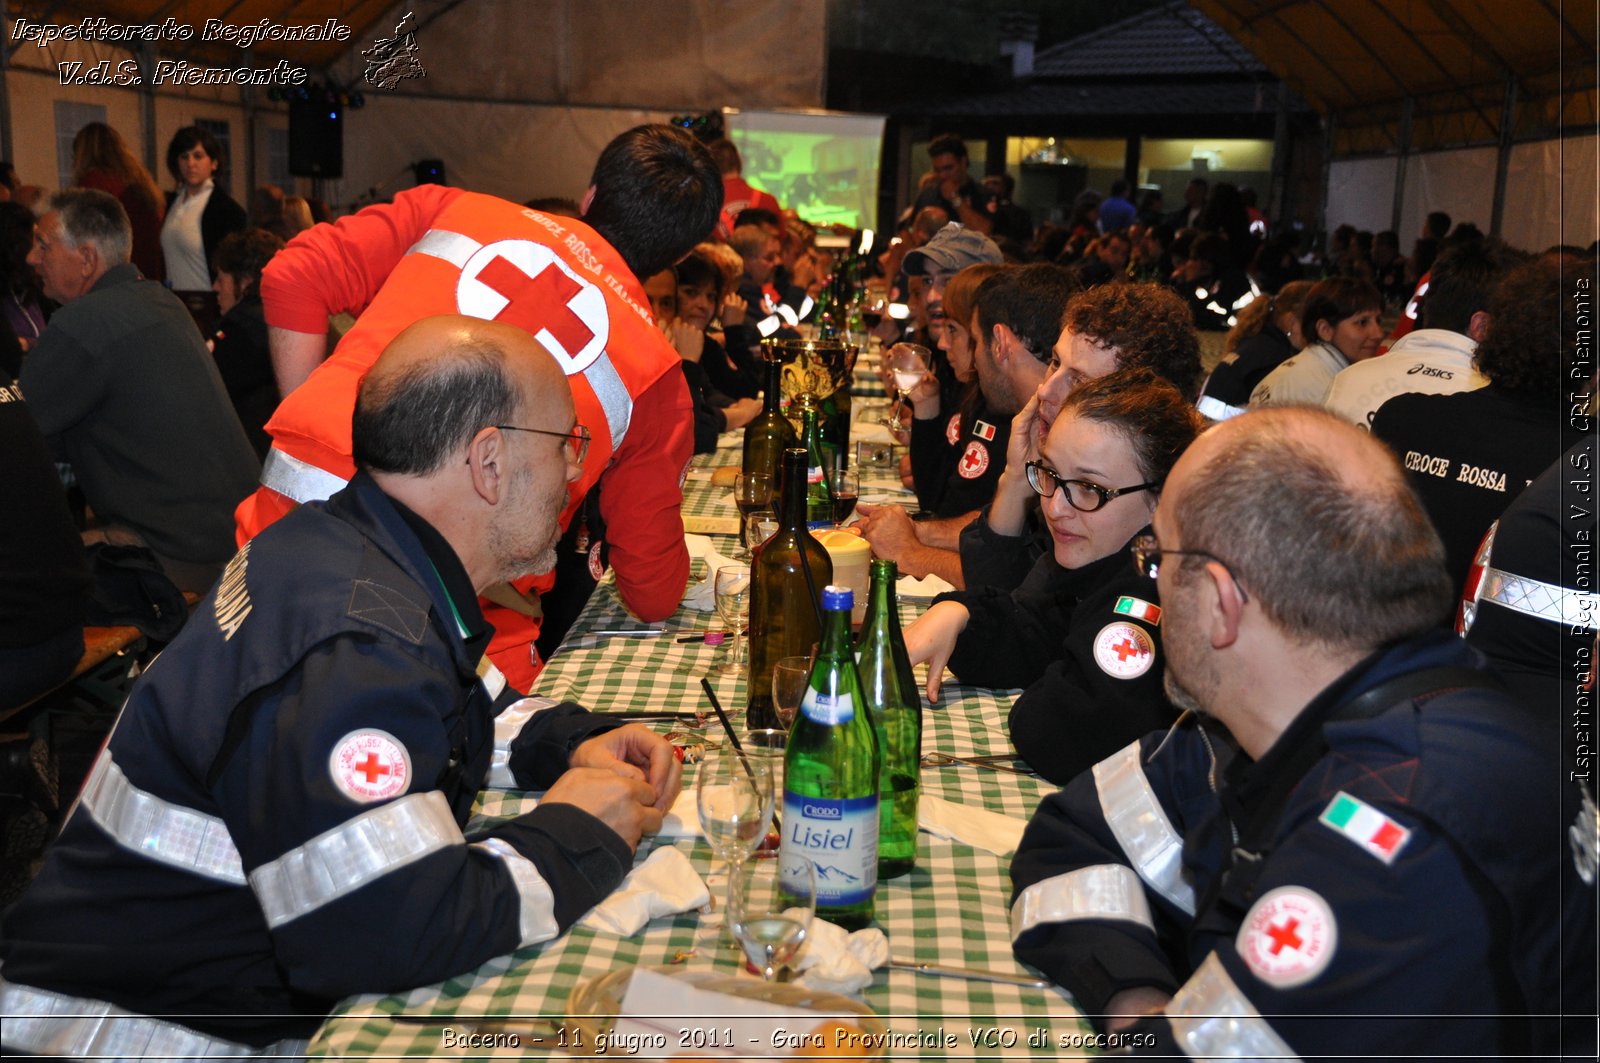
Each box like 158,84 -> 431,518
1490,77 -> 1518,238
1319,112 -> 1335,247
1269,81 -> 1289,221
1390,96 -> 1413,235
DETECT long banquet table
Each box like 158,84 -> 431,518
309,401 -> 1095,1059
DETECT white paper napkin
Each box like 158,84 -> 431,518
658,788 -> 701,838
792,913 -> 890,996
918,794 -> 1028,857
897,573 -> 955,599
683,534 -> 743,611
579,846 -> 709,936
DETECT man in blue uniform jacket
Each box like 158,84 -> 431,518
1010,406 -> 1597,1059
1,316 -> 683,1056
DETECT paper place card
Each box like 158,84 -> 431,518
608,969 -> 833,1057
684,515 -> 742,536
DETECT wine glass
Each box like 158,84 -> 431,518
746,508 -> 779,552
732,473 -> 774,559
728,854 -> 816,982
831,458 -> 859,525
696,747 -> 776,879
771,656 -> 811,730
713,565 -> 751,675
880,343 -> 930,428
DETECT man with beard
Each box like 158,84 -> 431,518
1,316 -> 681,1056
1008,407 -> 1595,1059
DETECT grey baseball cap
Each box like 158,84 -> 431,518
903,222 -> 1003,276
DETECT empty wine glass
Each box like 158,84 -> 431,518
696,747 -> 776,879
713,565 -> 751,675
746,509 -> 779,552
728,854 -> 816,982
880,342 -> 931,429
770,656 -> 811,730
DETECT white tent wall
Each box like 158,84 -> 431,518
319,0 -> 826,208
1398,147 -> 1496,245
1325,156 -> 1398,236
1326,137 -> 1595,253
1502,134 -> 1600,253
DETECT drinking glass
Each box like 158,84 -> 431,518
695,747 -> 776,878
832,458 -> 860,525
713,565 -> 751,675
746,508 -> 778,552
728,854 -> 816,982
880,343 -> 931,428
770,656 -> 811,730
732,473 -> 774,559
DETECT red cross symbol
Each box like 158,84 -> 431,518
1266,916 -> 1303,956
960,445 -> 987,473
1113,636 -> 1146,662
476,256 -> 594,354
355,752 -> 391,785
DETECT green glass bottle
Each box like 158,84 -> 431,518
781,585 -> 879,929
741,353 -> 795,484
747,448 -> 833,730
856,559 -> 921,879
797,398 -> 834,529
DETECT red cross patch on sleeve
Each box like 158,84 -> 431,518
957,439 -> 991,479
945,413 -> 962,447
1092,622 -> 1155,679
329,730 -> 412,803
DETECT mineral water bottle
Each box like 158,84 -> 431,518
857,559 -> 921,878
781,585 -> 879,929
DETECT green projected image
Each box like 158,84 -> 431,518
726,109 -> 887,229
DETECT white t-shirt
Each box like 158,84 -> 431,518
161,181 -> 213,291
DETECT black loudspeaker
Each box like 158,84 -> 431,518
289,99 -> 343,178
413,159 -> 445,185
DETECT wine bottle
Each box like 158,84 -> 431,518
797,398 -> 834,529
781,585 -> 879,929
747,448 -> 833,730
741,353 -> 795,484
856,559 -> 921,879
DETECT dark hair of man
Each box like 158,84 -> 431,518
927,133 -> 968,161
732,206 -> 781,232
974,263 -> 1079,362
1474,257 -> 1595,403
165,125 -> 226,184
1063,282 -> 1203,401
51,188 -> 131,264
674,247 -> 725,301
212,228 -> 285,291
942,263 -> 1005,333
1425,211 -> 1452,240
1300,277 -> 1382,345
1419,239 -> 1522,334
585,124 -> 722,281
1172,407 -> 1453,650
707,138 -> 741,175
728,224 -> 771,261
991,172 -> 1017,197
1059,367 -> 1203,487
352,341 -> 521,475
1109,178 -> 1129,198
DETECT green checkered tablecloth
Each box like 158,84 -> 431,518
308,421 -> 1092,1059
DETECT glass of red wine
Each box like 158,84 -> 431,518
733,472 -> 774,558
832,457 -> 859,524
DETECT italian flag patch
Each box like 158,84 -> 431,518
1114,596 -> 1161,625
1319,791 -> 1411,864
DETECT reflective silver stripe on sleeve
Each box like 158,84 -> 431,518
259,446 -> 350,505
473,837 -> 561,946
407,228 -> 482,268
80,751 -> 245,885
1166,952 -> 1301,1061
1010,864 -> 1153,940
0,978 -> 308,1061
1094,742 -> 1196,915
1479,567 -> 1600,630
249,790 -> 462,928
488,695 -> 559,789
1195,395 -> 1246,421
583,350 -> 635,452
477,657 -> 508,700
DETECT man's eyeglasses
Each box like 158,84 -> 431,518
493,423 -> 591,466
1024,460 -> 1157,513
1130,533 -> 1249,603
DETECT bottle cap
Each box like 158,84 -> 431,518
821,585 -> 853,611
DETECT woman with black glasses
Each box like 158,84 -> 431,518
903,367 -> 1204,783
